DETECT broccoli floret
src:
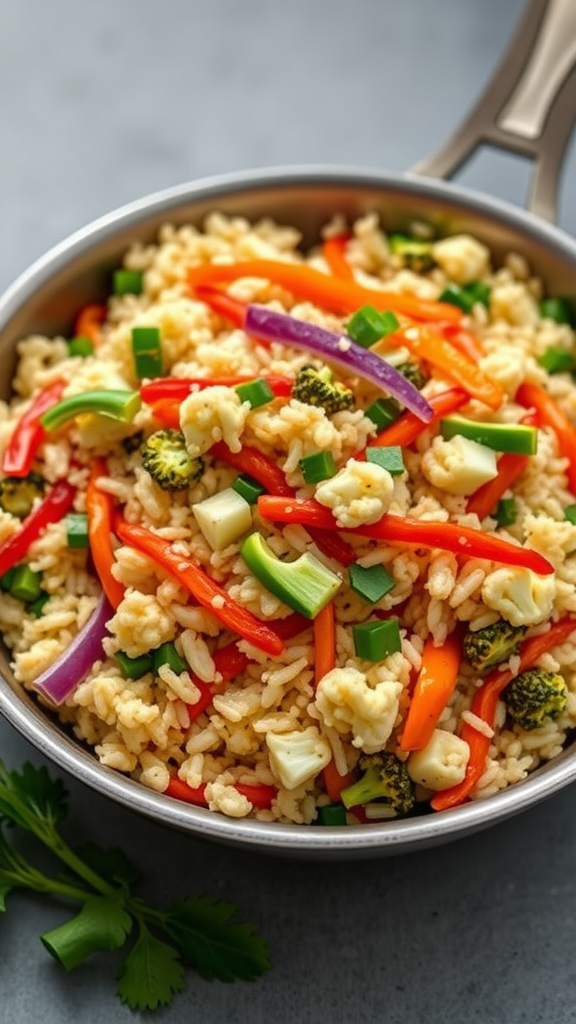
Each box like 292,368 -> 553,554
395,361 -> 428,391
140,429 -> 204,491
0,472 -> 44,518
291,365 -> 354,416
340,751 -> 415,814
388,233 -> 436,273
502,668 -> 567,730
463,620 -> 527,674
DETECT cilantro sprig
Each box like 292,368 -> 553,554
0,759 -> 271,1011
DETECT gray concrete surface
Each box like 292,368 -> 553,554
1,1 -> 576,1021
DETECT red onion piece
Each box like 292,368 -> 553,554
33,591 -> 113,705
245,304 -> 433,422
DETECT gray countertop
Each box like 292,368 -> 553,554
2,1 -> 576,1021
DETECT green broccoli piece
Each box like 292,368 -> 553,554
291,365 -> 354,416
0,472 -> 44,518
395,361 -> 428,391
463,620 -> 527,674
502,668 -> 568,730
140,429 -> 204,491
388,233 -> 436,273
340,751 -> 415,814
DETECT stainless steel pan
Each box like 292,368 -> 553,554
0,0 -> 575,858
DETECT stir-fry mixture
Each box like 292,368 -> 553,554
1,212 -> 576,826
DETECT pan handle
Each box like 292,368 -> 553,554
411,0 -> 576,224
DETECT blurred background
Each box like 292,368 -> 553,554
1,1 -> 576,1021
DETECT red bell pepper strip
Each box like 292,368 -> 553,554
388,325 -> 504,410
188,259 -> 464,324
322,758 -> 356,803
431,615 -> 576,811
86,460 -> 125,609
140,374 -> 293,404
209,441 -> 356,565
186,610 -> 310,722
0,479 -> 76,577
74,303 -> 106,345
256,495 -> 554,576
322,234 -> 354,281
2,380 -> 66,477
165,775 -> 277,810
360,386 -> 469,457
517,381 -> 576,494
194,285 -> 248,328
149,400 -> 181,430
314,600 -> 336,687
114,515 -> 285,656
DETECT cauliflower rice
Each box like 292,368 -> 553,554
1,209 -> 576,825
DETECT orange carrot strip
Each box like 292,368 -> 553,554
322,234 -> 354,281
314,601 -> 336,687
74,303 -> 106,346
517,381 -> 576,494
399,629 -> 463,752
86,459 -> 125,609
431,616 -> 576,811
389,326 -> 503,410
440,322 -> 486,362
188,259 -> 463,324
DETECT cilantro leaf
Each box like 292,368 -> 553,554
0,762 -> 67,832
40,894 -> 133,970
163,894 -> 272,982
117,925 -> 185,1011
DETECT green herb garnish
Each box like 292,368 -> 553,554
0,760 -> 271,1011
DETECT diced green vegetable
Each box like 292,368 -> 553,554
0,566 -> 17,592
67,336 -> 95,357
366,445 -> 405,475
539,297 -> 574,325
538,347 -> 576,374
348,562 -> 396,604
352,617 -> 401,661
235,378 -> 275,408
388,234 -> 435,272
231,474 -> 266,505
346,305 -> 400,349
192,487 -> 253,550
440,415 -> 538,455
496,497 -> 517,527
563,503 -> 576,525
131,326 -> 163,379
29,592 -> 50,618
0,472 -> 44,518
365,397 -> 402,431
317,802 -> 347,826
299,450 -> 337,484
115,651 -> 154,680
41,390 -> 142,432
438,281 -> 491,312
152,642 -> 187,675
241,531 -> 342,618
113,269 -> 144,296
65,512 -> 89,549
9,564 -> 43,603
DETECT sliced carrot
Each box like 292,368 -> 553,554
322,234 -> 354,281
517,381 -> 576,494
439,322 -> 486,362
389,325 -> 504,410
314,601 -> 336,687
86,459 -> 125,609
399,629 -> 462,752
188,259 -> 464,324
74,303 -> 106,346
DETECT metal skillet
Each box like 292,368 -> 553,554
0,0 -> 575,858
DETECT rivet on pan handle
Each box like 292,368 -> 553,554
411,0 -> 576,224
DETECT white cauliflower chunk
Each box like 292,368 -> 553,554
315,666 -> 402,753
314,458 -> 394,528
481,566 -> 555,627
179,385 -> 249,457
421,434 -> 498,496
407,730 -> 470,791
266,727 -> 331,790
432,234 -> 490,284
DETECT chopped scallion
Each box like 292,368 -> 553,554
352,617 -> 401,661
346,305 -> 399,349
131,326 -> 163,379
65,512 -> 89,549
538,347 -> 576,374
299,451 -> 337,484
317,802 -> 347,826
365,397 -> 402,431
152,641 -> 187,675
539,297 -> 574,325
496,497 -> 517,527
366,446 -> 405,475
232,474 -> 266,505
563,503 -> 576,525
113,269 -> 144,296
235,378 -> 275,409
29,592 -> 50,618
439,281 -> 491,312
115,651 -> 154,680
349,562 -> 395,604
9,564 -> 43,603
67,336 -> 94,358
